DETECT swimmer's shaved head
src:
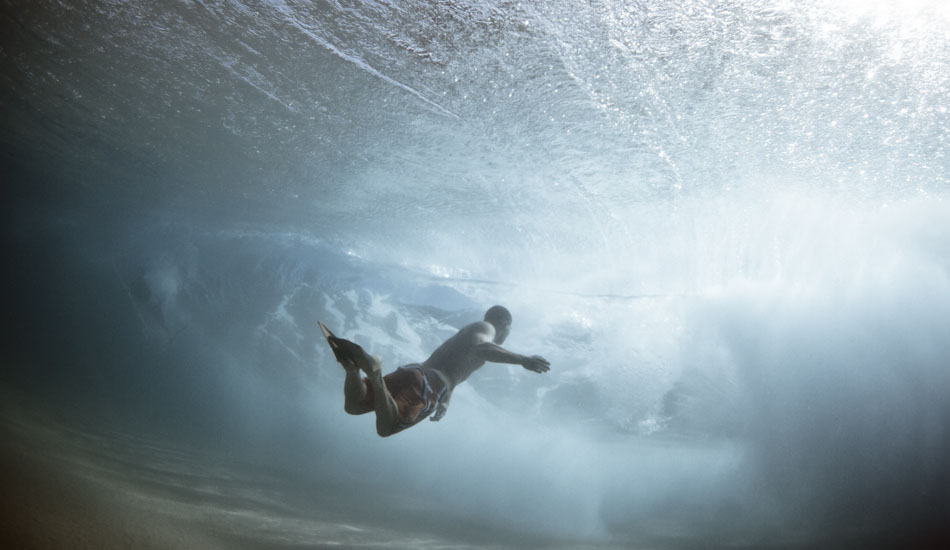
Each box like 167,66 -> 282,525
484,305 -> 512,327
484,305 -> 512,345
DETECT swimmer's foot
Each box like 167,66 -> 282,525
318,321 -> 381,376
360,352 -> 383,377
342,342 -> 381,376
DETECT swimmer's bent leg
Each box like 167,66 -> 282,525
336,342 -> 401,437
343,368 -> 372,415
364,369 -> 401,438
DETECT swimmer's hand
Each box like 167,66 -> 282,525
522,355 -> 551,373
430,403 -> 448,422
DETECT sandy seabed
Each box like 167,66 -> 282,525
0,396 -> 608,550
0,404 -> 357,550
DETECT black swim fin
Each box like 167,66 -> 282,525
318,321 -> 368,367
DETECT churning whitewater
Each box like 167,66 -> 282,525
2,0 -> 949,548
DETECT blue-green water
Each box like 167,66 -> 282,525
2,1 -> 949,548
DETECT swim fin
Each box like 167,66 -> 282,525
318,321 -> 369,370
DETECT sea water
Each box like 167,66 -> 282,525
3,1 -> 948,547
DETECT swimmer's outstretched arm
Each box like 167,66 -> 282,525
473,342 -> 551,373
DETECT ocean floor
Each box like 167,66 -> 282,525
0,396 -> 611,550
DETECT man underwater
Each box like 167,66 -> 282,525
320,305 -> 550,437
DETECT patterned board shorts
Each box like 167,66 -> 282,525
360,364 -> 447,434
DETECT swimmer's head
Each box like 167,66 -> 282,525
485,305 -> 512,344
